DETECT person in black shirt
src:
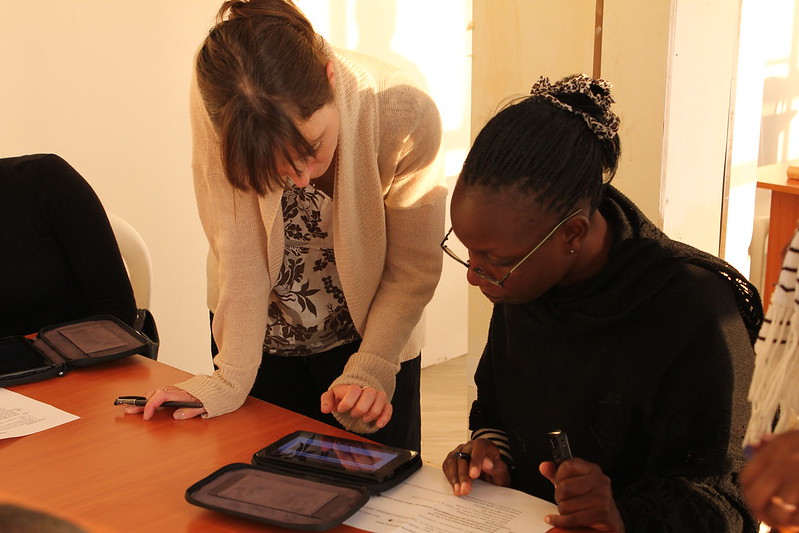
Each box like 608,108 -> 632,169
0,153 -> 136,337
440,75 -> 761,532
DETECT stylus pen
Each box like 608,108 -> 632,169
114,396 -> 203,408
548,429 -> 572,467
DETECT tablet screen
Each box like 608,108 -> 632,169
277,434 -> 398,473
256,431 -> 418,482
0,338 -> 52,376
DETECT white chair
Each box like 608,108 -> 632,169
108,213 -> 152,309
108,213 -> 158,359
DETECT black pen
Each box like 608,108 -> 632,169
548,429 -> 572,467
114,396 -> 203,408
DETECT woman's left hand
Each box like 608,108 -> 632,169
320,384 -> 392,428
539,457 -> 625,533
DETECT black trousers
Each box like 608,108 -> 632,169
210,313 -> 421,451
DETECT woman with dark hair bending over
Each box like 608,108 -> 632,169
126,0 -> 444,451
441,75 -> 761,531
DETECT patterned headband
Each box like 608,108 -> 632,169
529,74 -> 620,141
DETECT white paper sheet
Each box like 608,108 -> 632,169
344,462 -> 557,533
0,388 -> 79,439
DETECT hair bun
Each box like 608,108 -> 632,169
530,74 -> 619,142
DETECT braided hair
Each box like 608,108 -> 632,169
460,74 -> 621,215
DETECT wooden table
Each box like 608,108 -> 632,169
0,356 -> 369,532
0,356 -> 584,533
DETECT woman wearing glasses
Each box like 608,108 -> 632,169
126,0 -> 445,451
441,75 -> 761,532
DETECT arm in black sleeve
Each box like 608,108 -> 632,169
615,295 -> 758,532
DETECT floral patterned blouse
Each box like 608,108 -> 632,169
263,184 -> 360,356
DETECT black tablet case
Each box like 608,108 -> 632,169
0,314 -> 150,387
186,434 -> 423,531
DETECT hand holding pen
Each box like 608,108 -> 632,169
539,429 -> 626,532
442,438 -> 512,496
117,386 -> 206,421
114,396 -> 203,408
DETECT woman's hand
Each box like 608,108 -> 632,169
320,384 -> 392,428
123,386 -> 206,420
741,430 -> 799,531
442,438 -> 511,496
539,457 -> 625,533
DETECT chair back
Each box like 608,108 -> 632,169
107,213 -> 152,308
108,214 -> 159,359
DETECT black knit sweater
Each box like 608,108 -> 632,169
470,186 -> 761,532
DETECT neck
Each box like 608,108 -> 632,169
312,151 -> 337,197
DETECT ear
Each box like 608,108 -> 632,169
325,60 -> 335,85
561,215 -> 590,254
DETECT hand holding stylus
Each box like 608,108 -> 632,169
117,387 -> 206,420
540,430 -> 625,532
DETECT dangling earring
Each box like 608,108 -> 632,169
569,249 -> 575,255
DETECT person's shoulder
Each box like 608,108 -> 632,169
333,46 -> 432,106
334,46 -> 407,85
673,261 -> 742,312
1,153 -> 86,188
331,45 -> 440,142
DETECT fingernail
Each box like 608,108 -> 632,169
175,410 -> 184,420
453,483 -> 459,494
470,466 -> 480,478
544,515 -> 553,525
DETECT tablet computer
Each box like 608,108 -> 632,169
252,430 -> 421,490
0,337 -> 54,378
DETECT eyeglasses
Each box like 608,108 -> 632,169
440,209 -> 582,287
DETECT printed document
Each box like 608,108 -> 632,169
0,388 -> 79,439
345,462 -> 557,533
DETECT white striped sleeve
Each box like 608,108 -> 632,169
471,428 -> 513,464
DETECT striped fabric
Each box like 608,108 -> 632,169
471,427 -> 514,465
745,229 -> 799,445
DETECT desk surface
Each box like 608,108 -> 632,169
1,356 -> 368,532
0,356 -> 582,533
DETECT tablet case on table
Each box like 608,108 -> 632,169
186,431 -> 423,531
0,314 -> 150,387
185,463 -> 370,531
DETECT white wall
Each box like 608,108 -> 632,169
2,1 -> 471,374
660,1 -> 740,254
1,1 -> 220,375
725,0 -> 767,279
726,0 -> 799,283
601,0 -> 672,223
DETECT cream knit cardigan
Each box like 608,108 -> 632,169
176,41 -> 446,433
